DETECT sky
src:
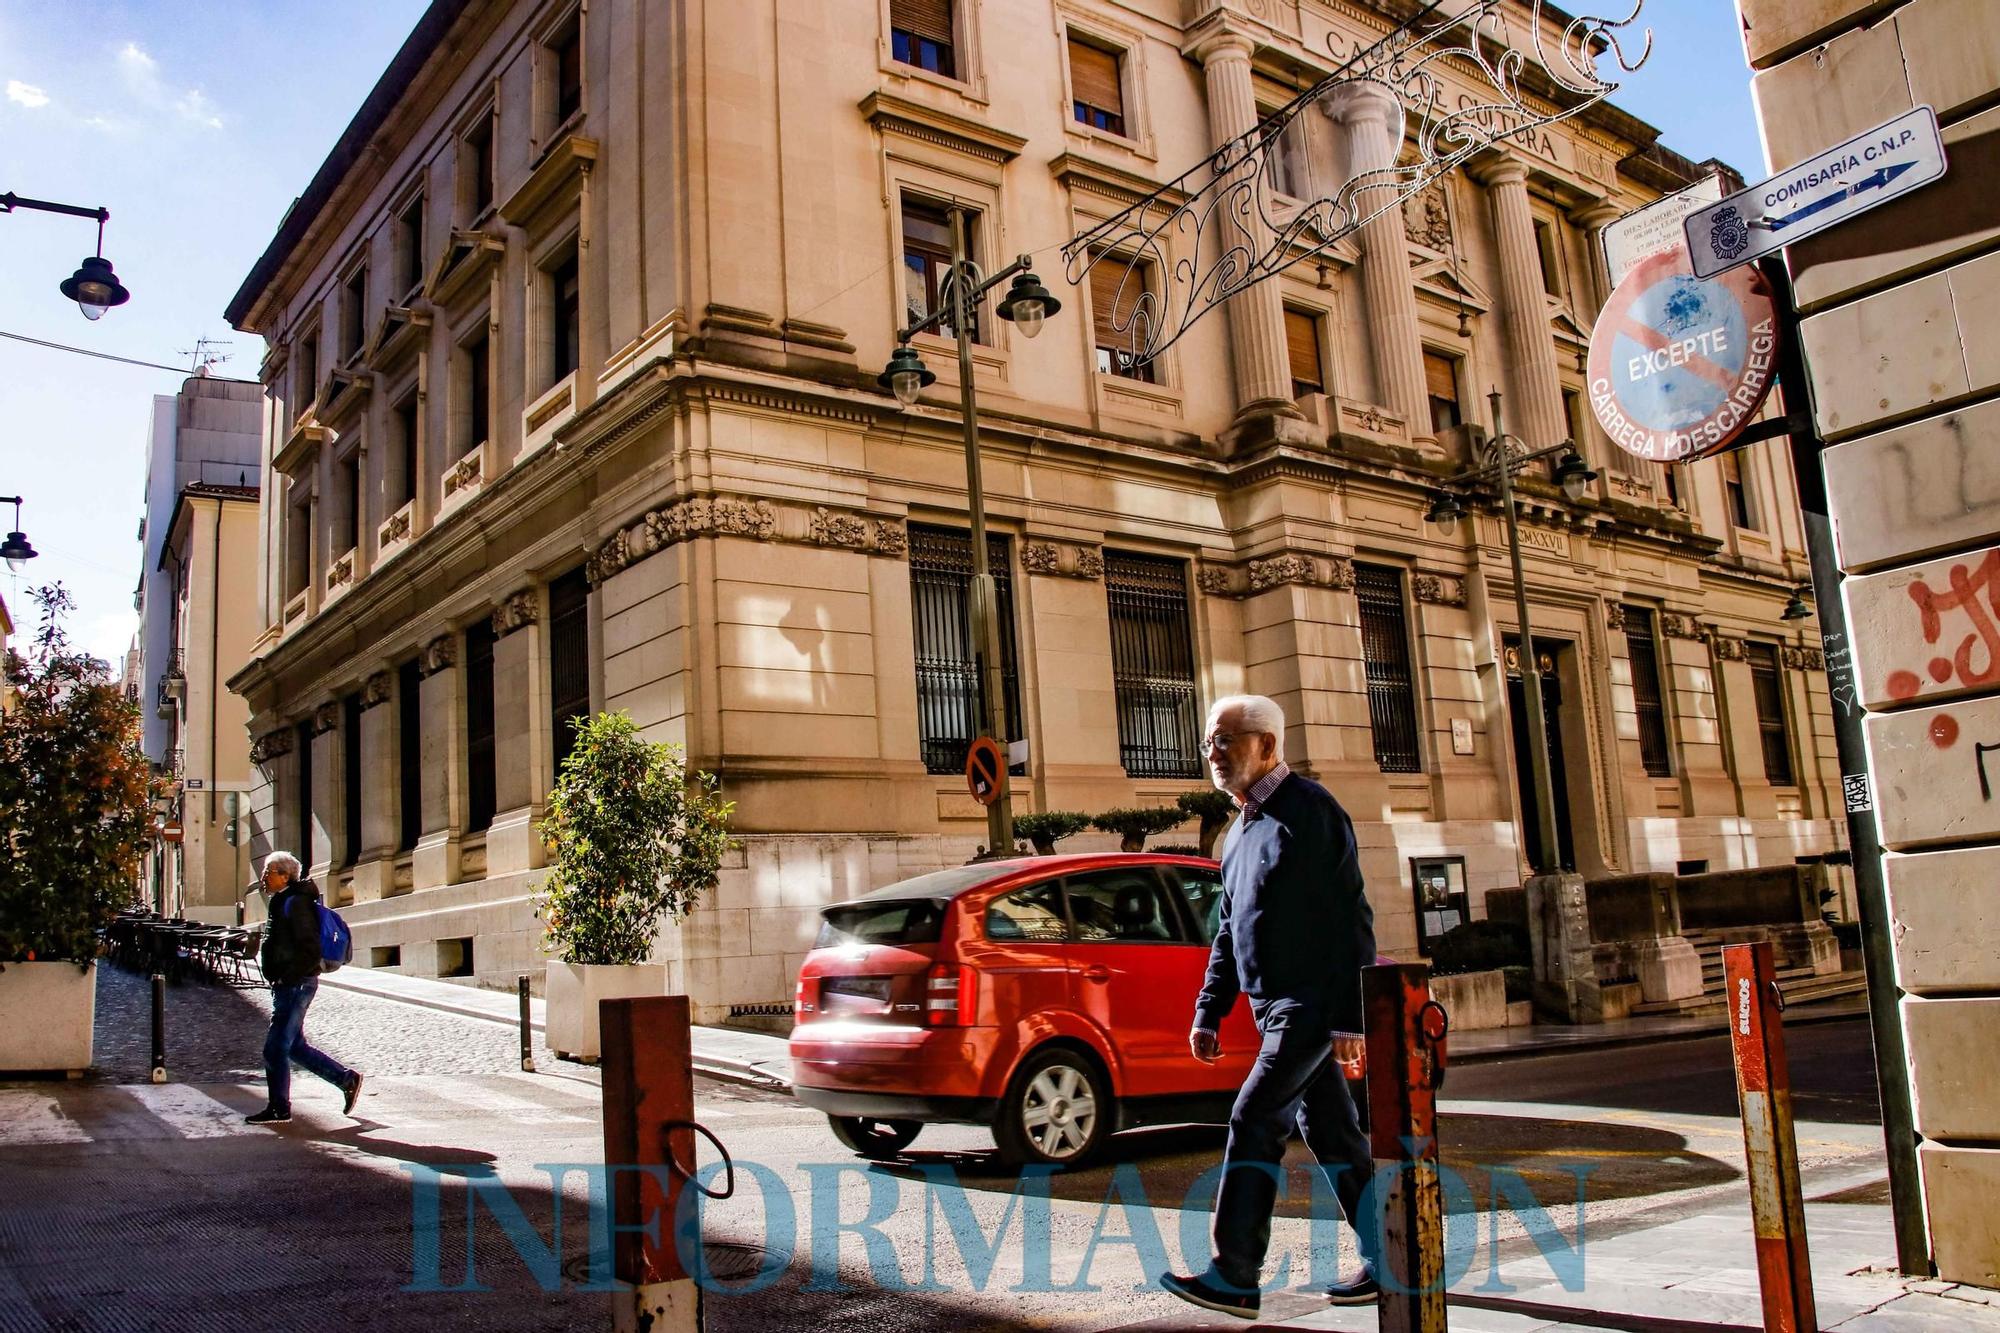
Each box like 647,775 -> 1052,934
0,0 -> 1765,671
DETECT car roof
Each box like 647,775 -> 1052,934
829,853 -> 1217,908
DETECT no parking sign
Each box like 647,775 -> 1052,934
1586,247 -> 1780,464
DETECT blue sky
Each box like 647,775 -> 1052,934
0,0 -> 1763,669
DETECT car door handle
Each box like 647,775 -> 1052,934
1081,965 -> 1111,982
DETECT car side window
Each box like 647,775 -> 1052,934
1173,868 -> 1225,945
1064,869 -> 1185,943
986,881 -> 1068,942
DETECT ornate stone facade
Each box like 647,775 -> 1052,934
1022,541 -> 1105,580
417,635 -> 456,678
360,671 -> 393,710
1413,572 -> 1467,607
492,591 -> 538,637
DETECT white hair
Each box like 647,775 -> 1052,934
262,851 -> 303,882
1208,694 -> 1286,755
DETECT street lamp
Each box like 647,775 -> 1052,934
877,223 -> 1065,859
1423,389 -> 1598,876
0,496 -> 36,573
2,190 -> 130,319
1781,584 -> 1814,621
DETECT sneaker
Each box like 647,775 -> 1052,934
1159,1272 -> 1258,1321
342,1072 -> 364,1117
1322,1262 -> 1379,1305
244,1107 -> 291,1125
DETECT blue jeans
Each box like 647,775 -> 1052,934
1207,997 -> 1377,1292
263,978 -> 351,1113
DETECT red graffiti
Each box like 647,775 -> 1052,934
1931,714 -> 1961,749
1907,550 -> 2000,691
1888,670 -> 1922,700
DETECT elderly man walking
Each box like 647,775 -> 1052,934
246,851 -> 363,1125
1160,694 -> 1379,1319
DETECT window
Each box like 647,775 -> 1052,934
396,195 -> 426,296
397,658 -> 422,853
298,331 -> 320,411
1105,550 -> 1199,779
1065,868 -> 1181,943
464,112 -> 495,220
1355,562 -> 1422,773
285,495 -> 311,599
889,0 -> 956,78
394,394 -> 419,510
341,267 -> 368,362
1262,111 -> 1309,199
1624,608 -> 1673,778
1534,219 -> 1565,298
548,248 -> 581,383
1562,388 -> 1588,449
901,198 -> 979,343
1068,37 -> 1126,136
551,15 -> 583,124
1746,643 -> 1794,786
1662,463 -> 1682,509
1722,451 -> 1758,530
465,620 -> 497,832
548,566 -> 591,777
1285,308 -> 1324,399
1091,257 -> 1155,382
909,523 -> 1023,776
1425,349 -> 1461,433
461,325 -> 491,459
1170,866 -> 1224,945
337,454 -> 361,553
295,719 -> 315,864
986,881 -> 1067,943
341,692 -> 362,869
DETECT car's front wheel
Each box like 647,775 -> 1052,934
827,1115 -> 921,1159
993,1046 -> 1110,1167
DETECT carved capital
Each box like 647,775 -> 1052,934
1022,540 -> 1104,580
311,702 -> 340,735
419,635 -> 457,678
1782,646 -> 1825,671
1197,564 -> 1234,597
1412,572 -> 1467,607
1660,612 -> 1704,641
809,505 -> 871,550
249,728 -> 295,765
492,590 -> 539,637
1709,633 -> 1747,662
360,671 -> 393,711
1605,602 -> 1627,632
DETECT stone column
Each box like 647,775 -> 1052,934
351,672 -> 398,903
1473,155 -> 1567,451
1322,82 -> 1431,439
488,592 -> 550,876
1192,29 -> 1306,433
1571,200 -> 1623,312
414,635 -> 462,890
308,704 -> 339,889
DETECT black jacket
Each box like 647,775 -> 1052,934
260,881 -> 325,986
1195,773 -> 1376,1036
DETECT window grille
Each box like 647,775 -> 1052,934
398,658 -> 422,853
1624,608 -> 1673,777
548,568 -> 591,778
1105,551 -> 1200,778
1355,563 -> 1422,773
1746,643 -> 1794,785
909,523 -> 1022,775
465,621 -> 496,832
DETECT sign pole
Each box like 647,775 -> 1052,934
1490,392 -> 1562,874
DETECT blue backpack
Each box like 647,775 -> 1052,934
295,897 -> 353,974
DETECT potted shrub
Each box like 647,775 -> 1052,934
1012,810 -> 1090,856
537,711 -> 733,1061
1176,789 -> 1236,859
1090,806 -> 1188,853
0,586 -> 153,1073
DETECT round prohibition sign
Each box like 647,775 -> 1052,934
1586,247 -> 1779,464
965,736 -> 1006,807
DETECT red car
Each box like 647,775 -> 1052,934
789,853 -> 1262,1167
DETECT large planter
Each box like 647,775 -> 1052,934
0,961 -> 96,1074
545,961 -> 668,1062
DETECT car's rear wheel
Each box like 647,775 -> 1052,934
827,1115 -> 921,1159
993,1046 -> 1110,1168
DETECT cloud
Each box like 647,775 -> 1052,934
176,88 -> 222,130
110,41 -> 223,131
6,79 -> 49,108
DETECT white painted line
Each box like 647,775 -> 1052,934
114,1083 -> 252,1139
0,1091 -> 91,1145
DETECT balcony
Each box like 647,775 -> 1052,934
155,651 -> 186,718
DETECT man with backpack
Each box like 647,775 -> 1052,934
248,850 -> 362,1125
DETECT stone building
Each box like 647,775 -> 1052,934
1735,0 -> 2000,1285
223,0 -> 1842,1014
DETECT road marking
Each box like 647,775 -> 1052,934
114,1083 -> 252,1139
0,1092 -> 91,1145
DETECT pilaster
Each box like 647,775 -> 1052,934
414,635 -> 463,890
352,671 -> 398,903
488,592 -> 550,876
1473,155 -> 1567,451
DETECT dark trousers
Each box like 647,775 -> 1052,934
1208,997 -> 1376,1292
263,978 -> 351,1113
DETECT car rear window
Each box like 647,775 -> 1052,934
815,899 -> 946,948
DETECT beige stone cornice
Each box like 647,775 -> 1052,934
587,493 -> 911,586
272,420 -> 333,478
1197,547 -> 1358,599
366,306 -> 432,375
500,133 -> 597,234
318,366 -> 371,427
859,91 -> 1027,165
1049,152 -> 1192,213
423,228 -> 505,309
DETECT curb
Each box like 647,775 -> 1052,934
1448,1000 -> 1867,1066
321,975 -> 544,1034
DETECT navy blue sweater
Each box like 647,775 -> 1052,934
1194,773 -> 1376,1036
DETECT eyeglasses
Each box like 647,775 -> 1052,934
1202,730 -> 1262,755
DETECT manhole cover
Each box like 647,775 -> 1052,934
560,1241 -> 786,1286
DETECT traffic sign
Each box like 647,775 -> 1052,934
160,822 -> 184,844
1587,247 -> 1780,463
1601,174 -> 1726,289
1685,106 -> 1947,278
965,736 -> 1005,807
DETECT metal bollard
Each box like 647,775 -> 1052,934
149,973 -> 167,1084
1724,942 -> 1817,1333
601,995 -> 700,1333
1364,962 -> 1451,1333
519,974 -> 536,1073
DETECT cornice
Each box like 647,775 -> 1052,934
1049,152 -> 1193,213
1198,548 -> 1357,599
859,90 -> 1028,166
424,228 -> 506,309
273,420 -> 334,478
500,133 -> 598,233
587,493 -> 911,586
366,305 -> 431,376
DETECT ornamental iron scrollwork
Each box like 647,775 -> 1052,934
1062,0 -> 1649,368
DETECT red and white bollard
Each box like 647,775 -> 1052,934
1724,941 -> 1818,1333
1364,961 -> 1451,1333
601,994 -> 701,1333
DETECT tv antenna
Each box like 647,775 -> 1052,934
178,335 -> 233,375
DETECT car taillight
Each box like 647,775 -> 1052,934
795,973 -> 817,1019
926,964 -> 974,1027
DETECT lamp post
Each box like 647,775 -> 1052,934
1424,389 -> 1597,875
877,208 -> 1062,859
0,496 -> 38,572
2,191 -> 131,319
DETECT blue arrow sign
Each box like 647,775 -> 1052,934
1756,160 -> 1918,232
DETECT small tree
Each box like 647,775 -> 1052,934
537,712 -> 735,967
1090,806 -> 1187,853
0,586 -> 153,965
1176,789 -> 1237,859
1012,810 -> 1091,856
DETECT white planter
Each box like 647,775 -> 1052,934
0,961 -> 96,1073
545,961 -> 668,1062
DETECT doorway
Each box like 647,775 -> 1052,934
1505,637 -> 1577,874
